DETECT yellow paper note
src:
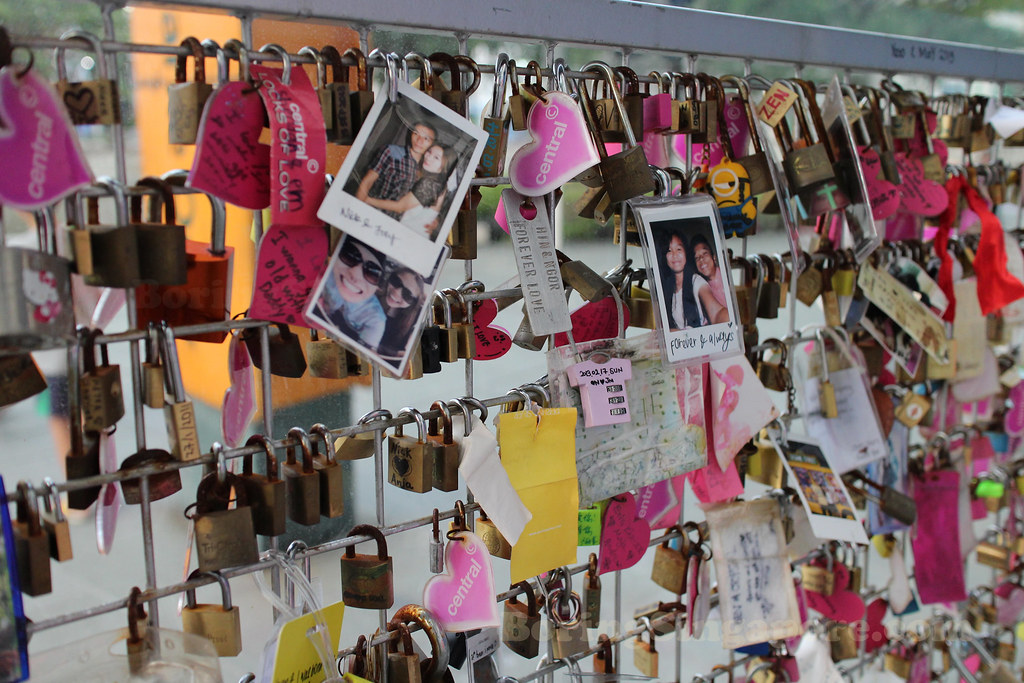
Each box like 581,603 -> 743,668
272,601 -> 345,683
498,408 -> 579,583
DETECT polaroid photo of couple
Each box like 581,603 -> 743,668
317,79 -> 488,277
632,194 -> 743,365
304,232 -> 446,376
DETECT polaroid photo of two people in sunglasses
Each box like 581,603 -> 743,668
307,79 -> 487,376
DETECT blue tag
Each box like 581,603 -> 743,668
0,476 -> 29,681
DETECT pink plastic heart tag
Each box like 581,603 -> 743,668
188,81 -> 271,209
857,147 -> 901,220
553,297 -> 630,347
804,561 -> 865,623
470,299 -> 512,361
95,427 -> 120,555
250,65 -> 326,226
639,475 -> 687,529
0,66 -> 93,209
222,331 -> 257,448
508,91 -> 600,196
853,598 -> 890,654
423,530 -> 500,632
250,224 -> 329,325
896,154 -> 947,217
597,492 -> 650,574
635,478 -> 679,528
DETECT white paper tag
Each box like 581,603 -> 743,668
467,628 -> 500,663
887,539 -> 913,614
803,367 -> 888,473
454,414 -> 532,545
796,631 -> 845,683
502,190 -> 572,335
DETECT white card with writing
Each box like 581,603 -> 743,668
802,367 -> 888,474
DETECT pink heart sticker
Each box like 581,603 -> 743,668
0,66 -> 92,209
423,531 -> 500,632
895,154 -> 946,217
508,91 -> 600,197
857,147 -> 901,221
222,332 -> 257,448
597,492 -> 650,574
471,299 -> 512,361
188,81 -> 271,210
250,224 -> 329,325
553,297 -> 630,347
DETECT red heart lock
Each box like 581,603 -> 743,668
803,559 -> 866,624
470,299 -> 512,361
895,153 -> 947,217
553,297 -> 631,347
857,146 -> 901,221
853,597 -> 889,653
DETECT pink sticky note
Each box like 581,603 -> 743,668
687,458 -> 743,504
189,81 -> 271,209
567,357 -> 632,427
471,299 -> 512,361
423,531 -> 499,632
250,65 -> 326,227
508,91 -> 600,196
0,66 -> 92,209
251,224 -> 329,325
597,492 -> 650,574
222,332 -> 257,448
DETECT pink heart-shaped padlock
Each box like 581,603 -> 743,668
895,153 -> 946,217
508,91 -> 600,197
0,66 -> 92,209
188,81 -> 271,210
598,492 -> 651,574
423,531 -> 500,632
857,147 -> 901,221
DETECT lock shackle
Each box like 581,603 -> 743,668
636,616 -> 657,650
388,622 -> 415,655
427,52 -> 460,94
222,39 -> 250,83
428,400 -> 454,444
709,664 -> 734,683
403,51 -> 432,92
549,57 -> 574,98
614,65 -> 640,96
160,322 -> 187,402
210,442 -> 230,484
297,46 -> 327,89
652,166 -> 672,197
144,322 -> 161,365
55,30 -> 108,81
41,477 -> 65,523
489,52 -> 510,118
792,79 -> 831,150
127,586 -> 147,643
814,328 -> 832,382
319,45 -> 347,87
395,407 -> 427,443
520,383 -> 549,409
508,580 -> 538,616
460,396 -> 488,423
596,633 -> 614,667
344,47 -> 369,93
174,36 -> 207,86
388,604 -> 449,682
257,43 -> 292,86
662,524 -> 688,552
185,568 -> 233,610
644,71 -> 668,96
346,524 -> 389,559
440,287 -> 470,324
244,434 -> 279,480
446,399 -> 473,438
80,327 -> 106,374
431,290 -> 454,327
840,84 -> 872,147
89,176 -> 130,227
761,337 -> 789,365
545,588 -> 582,628
721,75 -> 768,157
503,388 -> 532,413
16,480 -> 41,535
521,60 -> 544,97
131,176 -> 177,226
310,423 -> 340,466
584,60 -> 640,148
286,427 -> 315,474
455,55 -> 481,97
358,408 -> 393,431
159,169 -> 228,255
448,499 -> 469,538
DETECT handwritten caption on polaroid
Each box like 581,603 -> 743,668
669,326 -> 737,356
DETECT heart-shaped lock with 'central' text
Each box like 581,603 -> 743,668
423,530 -> 500,632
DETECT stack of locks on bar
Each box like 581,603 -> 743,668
5,13 -> 1024,683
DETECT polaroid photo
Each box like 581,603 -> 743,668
303,233 -> 446,377
317,79 -> 488,277
772,436 -> 869,545
631,194 -> 743,365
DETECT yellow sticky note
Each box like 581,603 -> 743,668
498,408 -> 579,583
272,601 -> 345,683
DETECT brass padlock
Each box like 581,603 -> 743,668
160,323 -> 201,462
593,634 -> 615,674
445,288 -> 475,361
168,37 -> 214,144
126,587 -> 151,675
651,526 -> 688,595
388,408 -> 432,493
347,48 -> 374,135
449,190 -> 480,261
340,524 -> 394,609
427,401 -> 459,492
283,427 -> 321,526
503,581 -> 541,659
181,570 -> 243,657
815,330 -> 839,419
193,447 -> 260,573
84,177 -> 143,289
478,53 -> 510,178
307,329 -> 349,379
747,436 -> 785,488
310,423 -> 345,519
427,52 -> 465,115
118,447 -> 182,504
40,478 -> 72,562
388,623 -> 422,683
54,30 -> 120,125
508,59 -> 545,131
828,621 -> 858,661
431,292 -> 460,363
241,323 -> 307,378
800,558 -> 836,596
632,619 -> 659,678
757,338 -> 792,392
976,541 -> 1012,571
141,323 -> 165,409
612,65 -> 645,143
476,511 -> 512,560
0,353 -> 47,408
756,254 -> 782,319
298,45 -> 333,135
732,257 -> 759,327
626,282 -> 656,330
583,553 -> 602,628
239,435 -> 287,537
577,61 -> 655,203
721,75 -> 774,195
548,590 -> 590,660
694,73 -> 723,146
320,45 -> 352,144
14,481 -> 52,596
79,328 -> 124,431
335,409 -> 390,461
884,646 -> 913,678
560,259 -> 612,302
